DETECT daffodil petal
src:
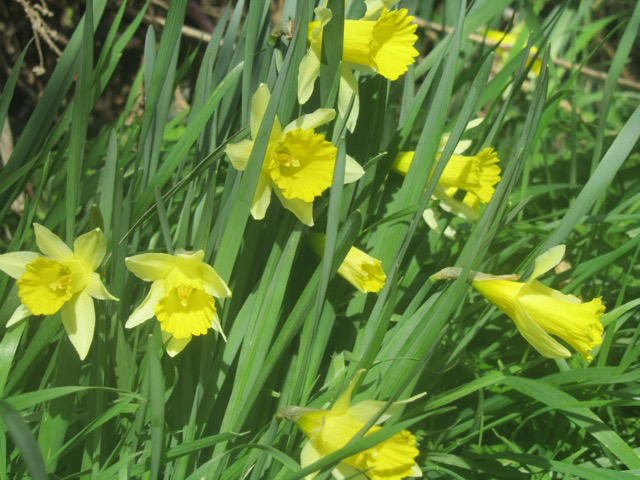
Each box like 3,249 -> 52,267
86,272 -> 118,300
250,174 -> 272,220
422,208 -> 440,231
434,186 -> 480,221
125,281 -> 164,328
453,139 -> 472,154
363,0 -> 400,19
331,368 -> 366,414
298,44 -> 321,105
411,464 -> 424,477
201,264 -> 231,298
348,393 -> 426,425
73,228 -> 106,271
344,155 -> 365,183
34,223 -> 72,261
251,83 -> 271,138
332,463 -> 362,480
338,65 -> 359,133
226,139 -> 254,171
273,188 -> 314,226
165,335 -> 192,357
0,251 -> 39,279
61,292 -> 95,361
300,441 -> 321,479
313,6 -> 332,34
513,299 -> 572,359
529,245 -> 565,283
125,253 -> 175,281
6,304 -> 31,328
212,313 -> 227,341
283,109 -> 336,134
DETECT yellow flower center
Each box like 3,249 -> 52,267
309,9 -> 418,81
268,128 -> 337,202
17,257 -> 74,315
154,285 -> 216,339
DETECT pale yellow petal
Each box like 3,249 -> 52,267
344,155 -> 365,183
338,65 -> 359,132
273,188 -> 314,226
298,45 -> 321,105
363,0 -> 400,19
61,292 -> 95,361
300,441 -> 321,480
0,252 -> 39,279
332,463 -> 362,479
73,228 -> 106,271
251,83 -> 271,138
212,313 -> 227,341
86,272 -> 119,301
529,245 -> 565,283
298,7 -> 331,105
125,281 -> 165,328
434,186 -> 480,221
6,304 -> 31,328
200,264 -> 231,298
331,368 -> 366,414
125,253 -> 175,281
411,464 -> 423,477
250,174 -> 273,220
453,139 -> 473,154
34,223 -> 72,261
284,109 -> 336,134
513,300 -> 572,359
348,393 -> 425,425
226,139 -> 254,172
165,335 -> 192,357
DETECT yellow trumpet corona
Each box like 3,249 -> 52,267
308,232 -> 386,293
125,250 -> 231,356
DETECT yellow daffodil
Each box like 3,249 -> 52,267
278,370 -> 423,479
393,147 -> 500,206
124,250 -> 231,356
432,246 -> 605,361
392,118 -> 501,225
484,24 -> 541,76
0,223 -> 117,360
226,84 -> 364,226
307,232 -> 386,293
298,1 -> 419,131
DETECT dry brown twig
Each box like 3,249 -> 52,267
414,18 -> 640,91
135,8 -> 640,92
15,0 -> 63,75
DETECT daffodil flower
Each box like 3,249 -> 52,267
0,224 -> 117,360
124,250 -> 231,357
392,118 -> 501,227
484,24 -> 541,76
226,84 -> 364,226
307,232 -> 386,293
279,370 -> 423,479
432,246 -> 605,361
298,2 -> 419,131
393,147 -> 500,212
